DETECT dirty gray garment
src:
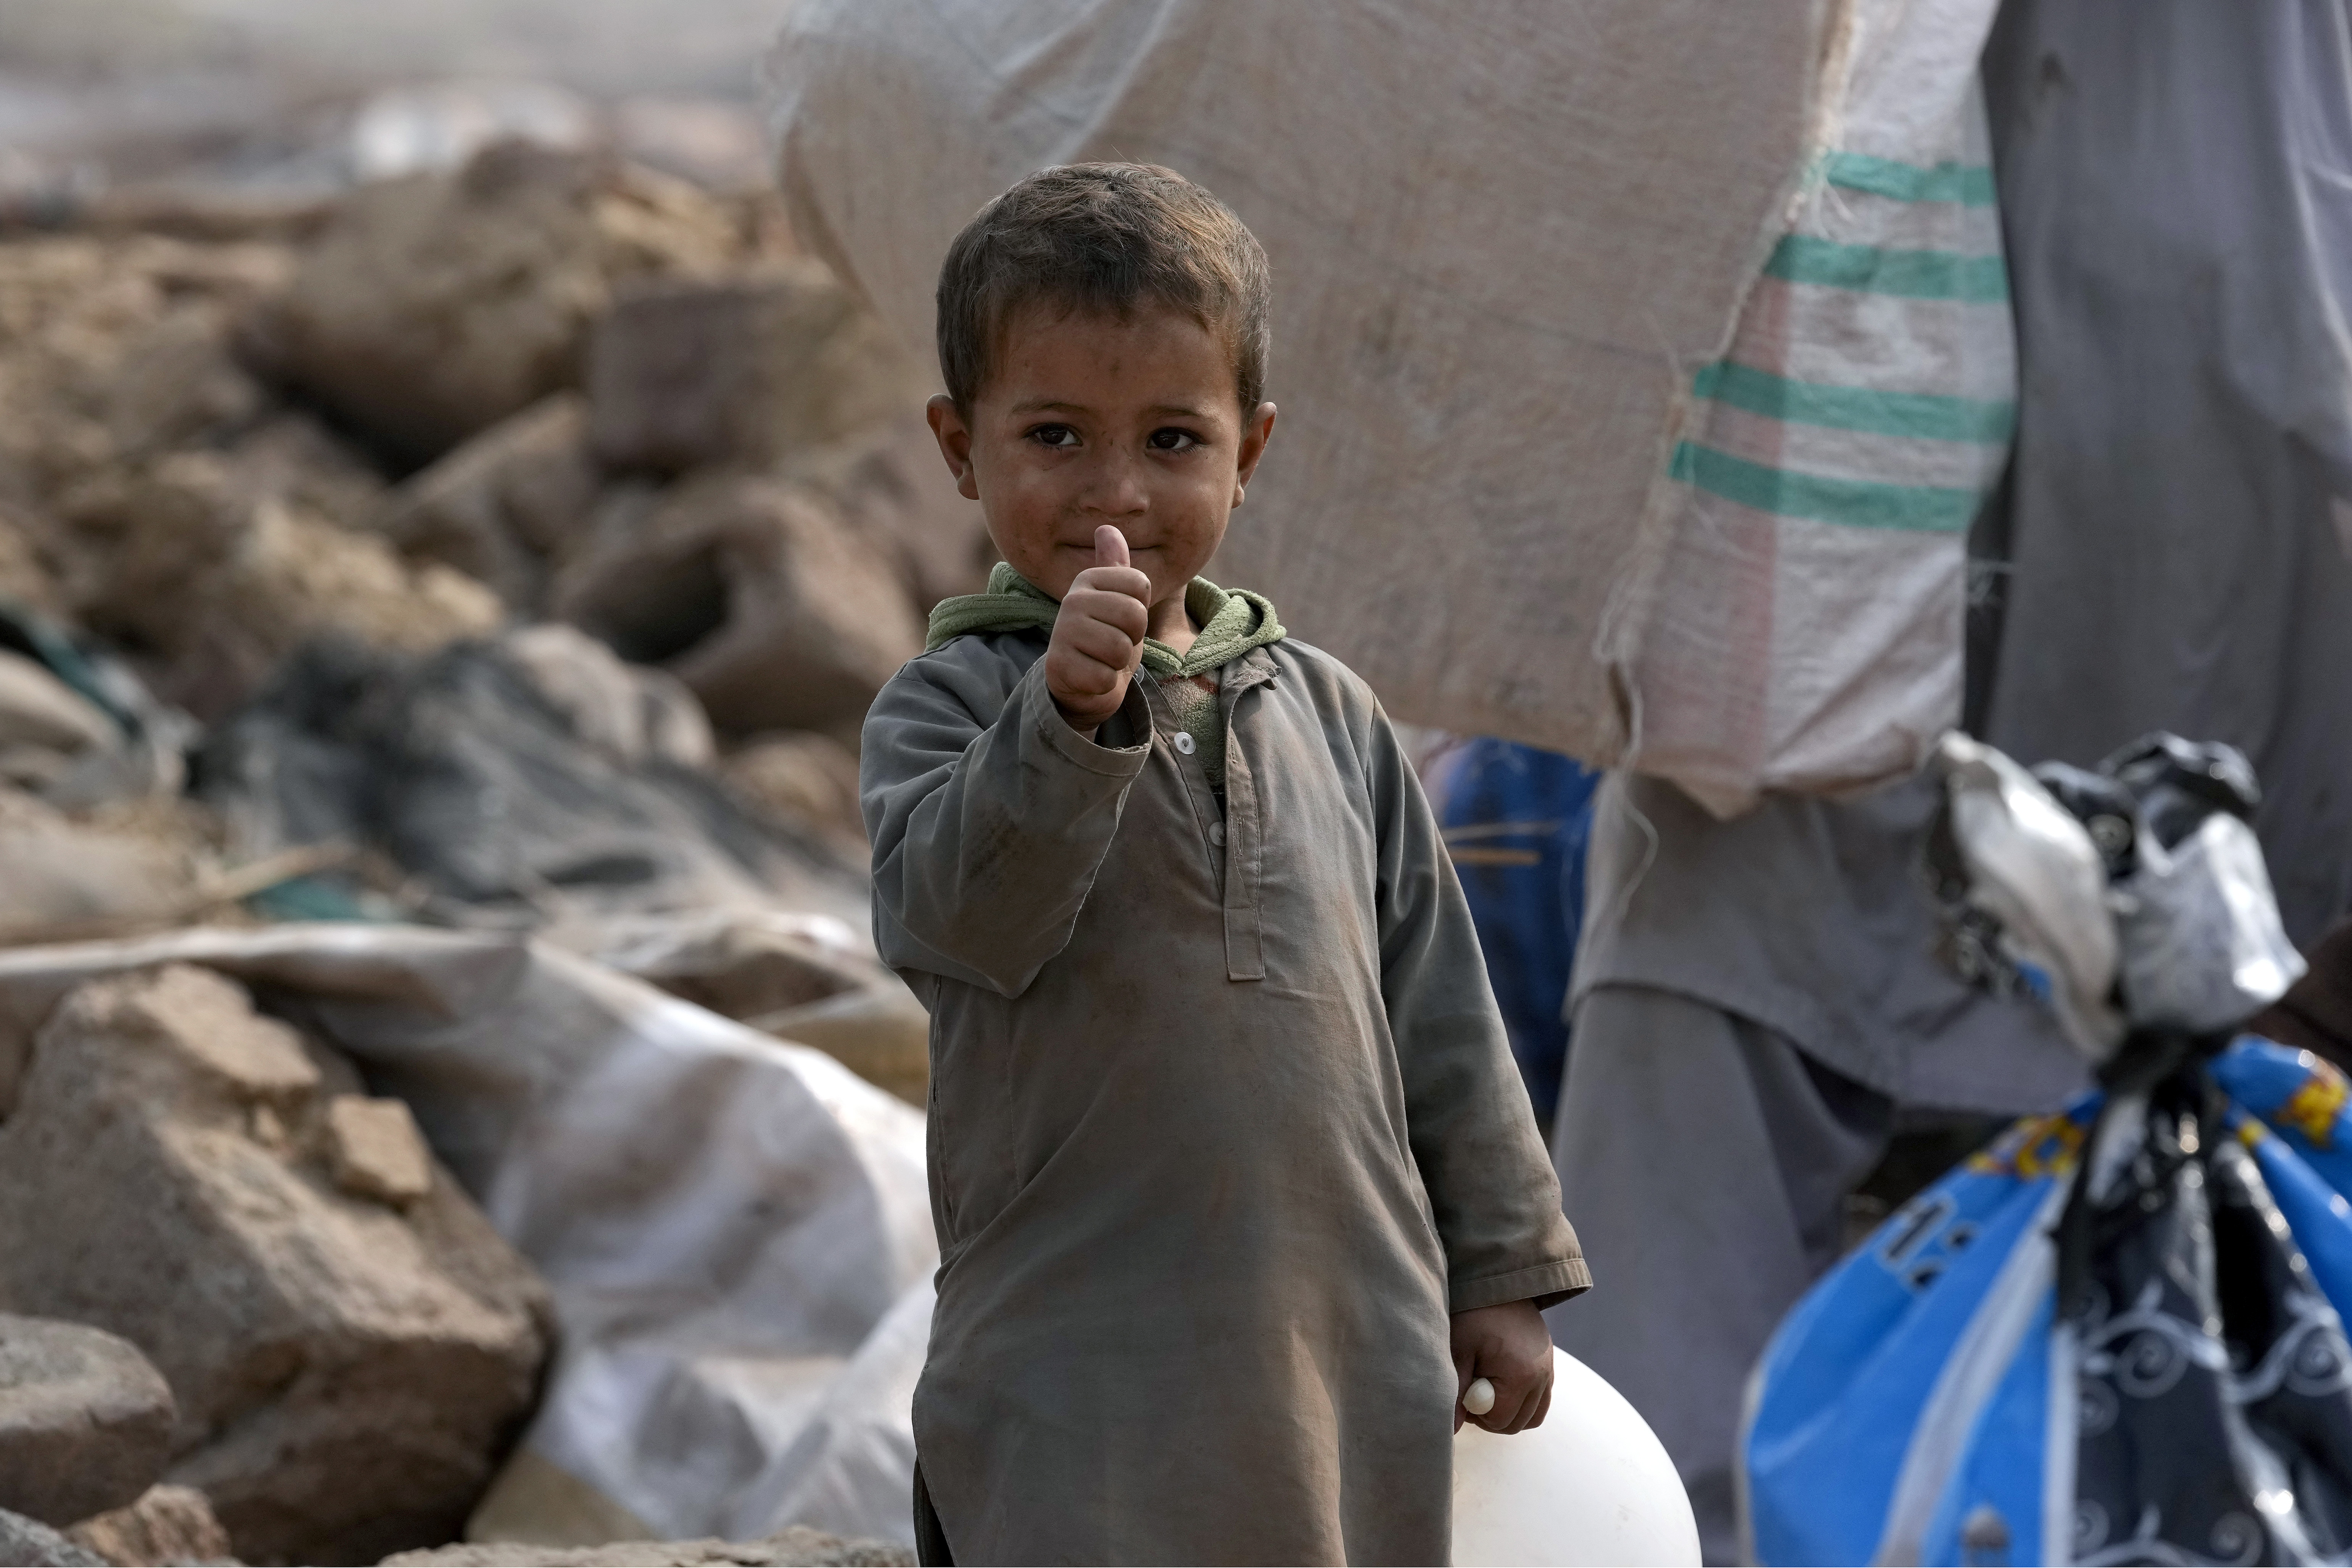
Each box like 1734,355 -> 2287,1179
863,627 -> 1586,1565
1546,985 -> 1893,1568
1972,0 -> 2352,944
1573,769 -> 2088,1115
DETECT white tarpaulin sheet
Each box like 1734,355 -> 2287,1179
0,925 -> 934,1549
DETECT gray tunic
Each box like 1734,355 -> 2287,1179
863,628 -> 1587,1566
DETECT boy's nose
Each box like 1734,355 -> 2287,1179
1077,447 -> 1149,517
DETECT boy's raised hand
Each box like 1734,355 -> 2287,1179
1450,1300 -> 1555,1435
1046,525 -> 1153,732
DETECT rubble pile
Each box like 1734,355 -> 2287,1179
0,131 -> 972,1564
0,129 -> 985,945
0,965 -> 554,1564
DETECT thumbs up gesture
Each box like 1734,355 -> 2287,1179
1046,525 -> 1154,732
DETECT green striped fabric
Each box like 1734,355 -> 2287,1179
1690,362 -> 2014,445
1819,151 -> 1996,207
1763,235 -> 2008,303
1669,442 -> 1979,534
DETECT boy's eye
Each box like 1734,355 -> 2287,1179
1148,427 -> 1201,452
1026,423 -> 1080,450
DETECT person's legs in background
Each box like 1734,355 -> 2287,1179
1545,983 -> 1892,1565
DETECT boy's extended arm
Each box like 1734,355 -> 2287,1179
1368,709 -> 1591,1313
863,650 -> 1151,997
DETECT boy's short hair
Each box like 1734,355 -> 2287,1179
936,162 -> 1270,416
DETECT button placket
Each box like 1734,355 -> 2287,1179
1138,674 -> 1223,887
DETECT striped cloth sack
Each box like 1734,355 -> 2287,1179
1622,0 -> 2014,814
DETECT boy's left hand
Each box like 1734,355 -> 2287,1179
1450,1300 -> 1554,1435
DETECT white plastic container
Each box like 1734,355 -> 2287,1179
1452,1349 -> 1700,1566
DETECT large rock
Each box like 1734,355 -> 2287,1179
0,1317 -> 175,1527
245,143 -> 749,466
0,965 -> 553,1566
0,234 -> 293,513
780,418 -> 990,615
586,267 -> 921,477
54,453 -> 499,721
376,399 -> 600,616
65,1486 -> 235,1568
718,734 -> 866,854
554,476 -> 922,735
495,626 -> 713,772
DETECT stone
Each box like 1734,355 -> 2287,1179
245,143 -> 749,466
586,267 -> 922,477
65,1486 -> 235,1568
323,1097 -> 433,1208
0,1508 -> 105,1568
0,233 -> 294,516
377,397 -> 600,615
497,626 -> 715,772
554,476 -> 922,736
781,417 -> 991,614
378,1527 -> 913,1568
55,453 -> 501,721
0,965 -> 553,1566
0,1317 -> 175,1528
753,988 -> 932,1110
593,914 -> 874,1025
719,734 -> 866,853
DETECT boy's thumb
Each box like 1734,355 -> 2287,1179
1095,524 -> 1131,572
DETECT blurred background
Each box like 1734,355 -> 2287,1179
0,0 -> 791,199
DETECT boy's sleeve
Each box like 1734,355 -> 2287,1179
863,650 -> 1152,998
1369,706 -> 1592,1312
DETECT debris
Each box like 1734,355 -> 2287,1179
193,637 -> 863,937
56,453 -> 501,722
586,909 -> 876,1021
244,142 -> 754,466
719,733 -> 866,856
377,1526 -> 912,1568
781,416 -> 989,614
0,650 -> 118,784
322,1095 -> 435,1208
377,398 -> 600,616
64,1486 -> 237,1568
0,841 -> 354,956
0,789 -> 207,949
0,1316 -> 176,1529
586,267 -> 922,476
497,626 -> 714,772
554,474 -> 922,736
749,988 -> 929,1110
0,965 -> 553,1566
0,928 -> 933,1552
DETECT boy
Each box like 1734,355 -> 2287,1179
864,162 -> 1587,1565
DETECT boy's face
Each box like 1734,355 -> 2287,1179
927,302 -> 1276,616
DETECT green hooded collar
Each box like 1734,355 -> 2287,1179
925,562 -> 1285,679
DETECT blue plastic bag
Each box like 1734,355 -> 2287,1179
1742,1038 -> 2352,1565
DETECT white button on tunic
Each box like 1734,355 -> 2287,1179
1172,731 -> 1196,755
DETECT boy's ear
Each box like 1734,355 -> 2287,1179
927,394 -> 981,502
1232,401 -> 1277,507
